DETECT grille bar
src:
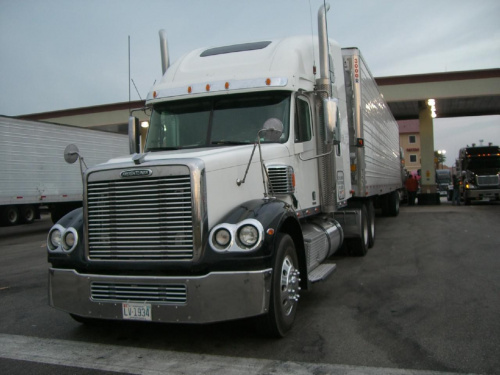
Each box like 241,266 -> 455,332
91,282 -> 187,303
477,175 -> 499,187
87,174 -> 194,261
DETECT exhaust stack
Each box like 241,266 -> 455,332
159,29 -> 169,75
317,3 -> 331,85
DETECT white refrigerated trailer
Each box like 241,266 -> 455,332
0,116 -> 128,225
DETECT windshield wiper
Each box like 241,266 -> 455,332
211,141 -> 251,146
146,147 -> 181,151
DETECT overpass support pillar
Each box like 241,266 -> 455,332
418,100 -> 440,204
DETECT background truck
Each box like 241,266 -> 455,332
456,144 -> 500,205
435,169 -> 452,200
0,116 -> 128,225
47,4 -> 402,337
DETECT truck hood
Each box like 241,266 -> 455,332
103,144 -> 291,172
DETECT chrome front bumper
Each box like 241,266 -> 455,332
466,189 -> 500,200
49,268 -> 272,323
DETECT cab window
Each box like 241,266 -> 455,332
295,97 -> 312,143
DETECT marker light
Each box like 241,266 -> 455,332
206,84 -> 211,91
225,82 -> 230,89
188,86 -> 192,93
266,78 -> 271,85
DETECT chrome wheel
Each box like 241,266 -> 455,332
280,256 -> 300,316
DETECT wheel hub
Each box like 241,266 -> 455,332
280,256 -> 300,316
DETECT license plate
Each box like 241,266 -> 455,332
122,303 -> 152,321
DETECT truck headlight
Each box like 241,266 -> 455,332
62,228 -> 78,252
238,225 -> 259,247
47,225 -> 64,251
48,224 -> 78,253
214,228 -> 232,247
209,219 -> 264,252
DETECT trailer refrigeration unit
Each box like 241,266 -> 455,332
47,4 -> 402,337
456,144 -> 500,205
0,116 -> 129,225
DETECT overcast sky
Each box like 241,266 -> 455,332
1,0 -> 499,162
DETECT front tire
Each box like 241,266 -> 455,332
260,233 -> 300,338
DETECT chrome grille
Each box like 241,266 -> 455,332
87,175 -> 194,260
91,282 -> 187,304
267,165 -> 294,195
477,175 -> 499,187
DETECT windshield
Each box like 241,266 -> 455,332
465,156 -> 500,174
436,171 -> 451,183
145,91 -> 290,151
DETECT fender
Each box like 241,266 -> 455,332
206,198 -> 306,276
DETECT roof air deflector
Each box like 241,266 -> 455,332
200,41 -> 272,57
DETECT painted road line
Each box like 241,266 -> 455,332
0,333 -> 467,375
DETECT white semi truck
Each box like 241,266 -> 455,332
0,116 -> 128,225
47,4 -> 402,337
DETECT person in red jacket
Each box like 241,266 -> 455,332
405,174 -> 419,206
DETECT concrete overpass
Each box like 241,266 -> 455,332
376,68 -> 500,203
376,68 -> 500,120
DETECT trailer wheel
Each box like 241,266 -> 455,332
260,233 -> 299,338
3,206 -> 20,226
366,200 -> 375,248
20,205 -> 36,224
383,191 -> 400,217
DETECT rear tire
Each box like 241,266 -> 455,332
259,233 -> 300,338
383,191 -> 400,217
366,200 -> 375,248
3,206 -> 20,226
346,205 -> 369,257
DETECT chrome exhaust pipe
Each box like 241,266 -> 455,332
159,29 -> 169,75
317,3 -> 330,82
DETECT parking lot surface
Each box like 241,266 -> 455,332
0,200 -> 499,374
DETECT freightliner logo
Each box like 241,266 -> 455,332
120,169 -> 152,178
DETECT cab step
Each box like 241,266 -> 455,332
308,263 -> 337,283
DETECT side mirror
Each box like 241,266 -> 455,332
261,118 -> 283,142
63,144 -> 87,184
64,144 -> 80,164
128,116 -> 141,154
323,97 -> 338,133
